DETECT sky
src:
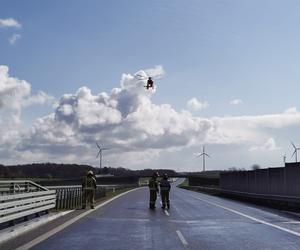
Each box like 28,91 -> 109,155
1,0 -> 300,171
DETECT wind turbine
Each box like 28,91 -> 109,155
96,143 -> 110,170
195,146 -> 210,172
291,141 -> 300,163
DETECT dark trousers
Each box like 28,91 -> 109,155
161,190 -> 170,208
149,190 -> 157,208
82,189 -> 95,208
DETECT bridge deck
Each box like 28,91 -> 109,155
3,180 -> 300,250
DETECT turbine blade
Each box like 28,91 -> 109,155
291,141 -> 297,149
96,150 -> 101,159
101,148 -> 110,150
204,153 -> 210,157
96,142 -> 101,149
292,150 -> 296,158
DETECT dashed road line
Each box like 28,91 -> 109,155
164,210 -> 170,216
176,230 -> 189,249
196,197 -> 300,237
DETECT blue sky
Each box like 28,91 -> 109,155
1,0 -> 300,171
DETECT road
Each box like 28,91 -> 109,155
16,181 -> 300,249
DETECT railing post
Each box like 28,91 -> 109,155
25,182 -> 29,192
10,182 -> 14,194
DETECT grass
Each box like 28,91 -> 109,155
177,179 -> 188,188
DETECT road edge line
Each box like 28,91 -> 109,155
16,187 -> 142,250
196,197 -> 300,237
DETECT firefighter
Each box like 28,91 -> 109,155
82,170 -> 97,209
148,172 -> 159,209
160,173 -> 171,209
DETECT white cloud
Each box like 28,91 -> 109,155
0,65 -> 31,111
18,66 -> 212,164
0,18 -> 22,28
249,138 -> 281,152
230,99 -> 243,105
8,33 -> 21,44
284,107 -> 297,114
23,91 -> 55,107
207,112 -> 300,145
0,66 -> 54,111
0,65 -> 54,154
3,64 -> 300,168
187,98 -> 209,111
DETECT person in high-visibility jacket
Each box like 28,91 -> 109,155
148,172 -> 159,209
82,170 -> 97,209
160,173 -> 171,209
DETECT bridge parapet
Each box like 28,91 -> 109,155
47,185 -> 105,210
0,180 -> 56,225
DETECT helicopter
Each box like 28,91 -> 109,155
136,74 -> 157,90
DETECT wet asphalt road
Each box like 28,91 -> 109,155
30,181 -> 300,250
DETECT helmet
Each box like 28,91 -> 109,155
87,170 -> 94,176
163,173 -> 168,179
153,171 -> 159,178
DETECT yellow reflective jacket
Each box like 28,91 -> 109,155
148,178 -> 158,191
82,176 -> 97,190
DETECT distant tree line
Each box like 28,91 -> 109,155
0,163 -> 177,179
0,163 -> 94,179
101,167 -> 177,177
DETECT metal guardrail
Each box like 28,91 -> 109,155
47,186 -> 106,210
47,184 -> 137,210
0,181 -> 56,225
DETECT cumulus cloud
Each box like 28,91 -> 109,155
207,112 -> 300,145
0,65 -> 54,155
0,65 -> 31,111
23,91 -> 55,107
249,138 -> 281,152
230,99 -> 243,105
187,98 -> 209,111
8,33 -> 21,44
0,18 -> 22,28
3,64 -> 300,167
21,66 -> 212,159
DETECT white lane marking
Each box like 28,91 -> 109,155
196,197 -> 300,237
282,221 -> 300,224
164,210 -> 170,216
170,219 -> 202,224
176,230 -> 188,248
16,188 -> 142,250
